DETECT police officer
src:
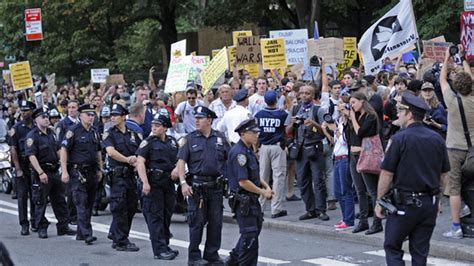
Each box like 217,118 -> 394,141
136,114 -> 179,260
375,93 -> 450,266
25,107 -> 76,239
8,100 -> 37,235
285,84 -> 329,221
103,103 -> 141,252
255,90 -> 288,218
225,119 -> 272,266
60,104 -> 103,245
177,106 -> 230,266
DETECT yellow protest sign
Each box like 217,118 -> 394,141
232,31 -> 252,46
212,49 -> 220,58
244,64 -> 259,78
2,70 -> 10,84
261,38 -> 287,69
201,47 -> 228,95
337,37 -> 357,78
9,61 -> 33,91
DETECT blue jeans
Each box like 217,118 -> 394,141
333,157 -> 355,226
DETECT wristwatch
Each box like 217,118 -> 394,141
180,180 -> 187,185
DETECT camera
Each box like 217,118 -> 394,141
322,113 -> 334,123
345,103 -> 352,110
309,55 -> 320,67
293,116 -> 305,127
449,45 -> 459,57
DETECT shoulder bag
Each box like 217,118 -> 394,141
456,94 -> 474,179
357,134 -> 384,175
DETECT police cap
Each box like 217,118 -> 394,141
20,101 -> 36,112
49,108 -> 61,118
110,103 -> 129,116
152,114 -> 172,128
194,106 -> 217,119
234,118 -> 260,134
101,106 -> 111,117
233,89 -> 248,102
32,107 -> 49,119
400,93 -> 430,113
78,104 -> 96,114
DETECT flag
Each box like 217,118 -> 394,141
358,0 -> 418,74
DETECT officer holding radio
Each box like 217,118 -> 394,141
285,84 -> 329,221
375,93 -> 450,266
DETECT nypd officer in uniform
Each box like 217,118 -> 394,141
8,100 -> 37,235
375,93 -> 450,266
225,119 -> 273,266
60,104 -> 103,245
103,103 -> 141,252
136,114 -> 179,260
177,106 -> 230,266
25,107 -> 76,239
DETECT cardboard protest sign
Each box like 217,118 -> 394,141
171,39 -> 186,58
307,37 -> 344,65
269,29 -> 308,65
34,91 -> 44,108
244,64 -> 260,78
422,41 -> 453,62
201,47 -> 228,95
90,68 -> 109,83
106,74 -> 126,86
46,73 -> 56,95
188,56 -> 210,84
227,46 -> 237,70
9,61 -> 33,91
232,31 -> 252,46
461,11 -> 474,62
236,36 -> 262,65
336,37 -> 357,77
291,62 -> 304,80
261,38 -> 287,69
164,56 -> 191,93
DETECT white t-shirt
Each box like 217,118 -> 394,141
248,93 -> 266,117
217,105 -> 251,143
175,100 -> 204,133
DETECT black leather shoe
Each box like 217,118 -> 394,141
31,226 -> 38,232
116,243 -> 139,252
318,212 -> 330,221
224,255 -> 238,266
299,210 -> 319,220
286,195 -> 301,201
208,257 -> 225,266
11,193 -> 17,200
21,225 -> 29,236
108,233 -> 114,241
111,243 -> 117,249
85,236 -> 98,245
167,247 -> 179,256
271,210 -> 288,218
76,235 -> 85,241
154,251 -> 177,260
58,227 -> 76,236
365,223 -> 383,235
38,230 -> 48,239
352,222 -> 369,234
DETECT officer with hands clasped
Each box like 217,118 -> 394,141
25,107 -> 76,239
375,93 -> 450,266
60,104 -> 103,245
177,106 -> 230,266
136,114 -> 180,260
103,103 -> 141,252
8,100 -> 37,235
225,119 -> 273,266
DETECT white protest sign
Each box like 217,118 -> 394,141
269,29 -> 308,65
90,68 -> 109,83
165,56 -> 191,93
171,39 -> 187,58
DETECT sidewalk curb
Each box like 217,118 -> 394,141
223,211 -> 474,262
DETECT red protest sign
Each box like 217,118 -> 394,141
461,11 -> 474,62
25,8 -> 43,41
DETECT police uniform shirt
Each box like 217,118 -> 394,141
61,123 -> 101,165
24,127 -> 59,164
227,140 -> 261,192
255,107 -> 288,145
56,116 -> 77,142
102,125 -> 140,167
136,135 -> 178,172
177,129 -> 229,177
8,121 -> 34,157
125,119 -> 144,139
381,123 -> 450,192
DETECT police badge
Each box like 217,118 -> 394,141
139,140 -> 148,149
66,130 -> 74,139
26,138 -> 34,147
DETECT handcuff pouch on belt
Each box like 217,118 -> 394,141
229,189 -> 258,217
69,164 -> 96,184
147,169 -> 170,185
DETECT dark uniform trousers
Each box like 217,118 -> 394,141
384,195 -> 438,266
17,158 -> 35,227
297,143 -> 327,212
230,196 -> 263,266
187,185 -> 223,262
69,165 -> 98,238
142,171 -> 176,255
32,167 -> 69,231
110,167 -> 138,246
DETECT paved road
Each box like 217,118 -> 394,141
0,193 -> 470,265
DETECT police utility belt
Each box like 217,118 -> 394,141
378,188 -> 439,216
192,175 -> 224,189
40,162 -> 59,172
113,165 -> 135,178
228,189 -> 259,217
147,169 -> 170,181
